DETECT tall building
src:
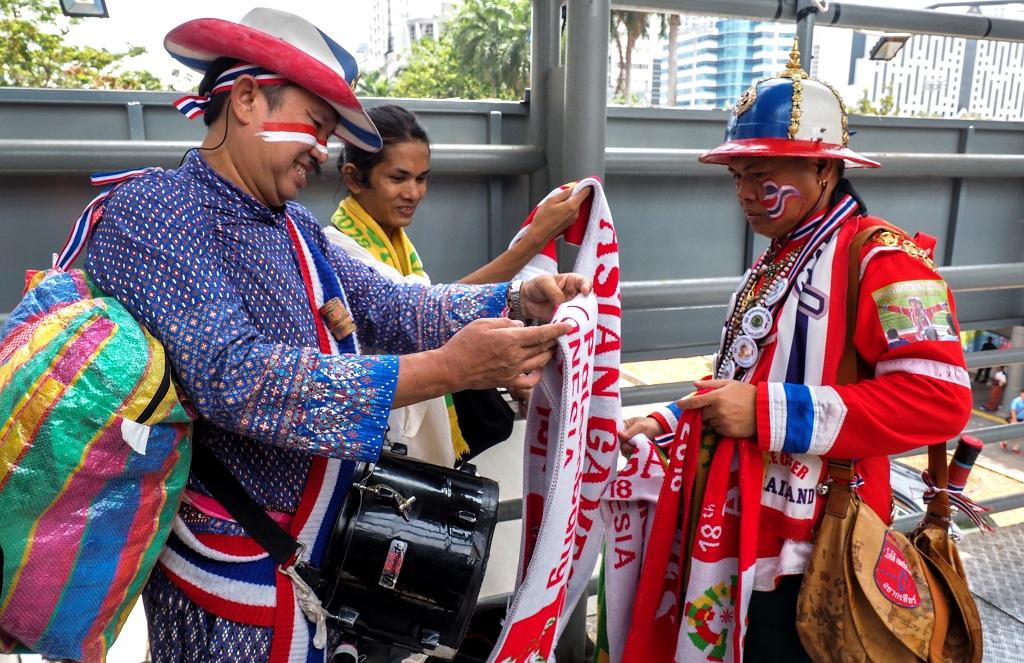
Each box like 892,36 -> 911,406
368,0 -> 411,72
367,0 -> 457,74
656,16 -> 795,109
847,6 -> 1024,120
609,14 -> 659,105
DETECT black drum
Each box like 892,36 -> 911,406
320,452 -> 499,660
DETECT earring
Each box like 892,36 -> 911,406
819,179 -> 827,189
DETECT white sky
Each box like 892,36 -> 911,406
60,0 -> 973,91
62,1 -> 375,90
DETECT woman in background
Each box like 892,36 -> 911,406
326,104 -> 590,466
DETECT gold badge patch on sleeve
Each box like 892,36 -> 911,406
870,230 -> 938,271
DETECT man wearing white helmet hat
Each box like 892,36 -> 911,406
83,8 -> 588,662
617,47 -> 971,661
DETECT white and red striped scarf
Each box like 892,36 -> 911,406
488,179 -> 621,663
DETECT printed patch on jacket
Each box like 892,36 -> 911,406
873,531 -> 922,608
871,280 -> 958,347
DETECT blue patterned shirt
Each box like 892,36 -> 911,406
86,151 -> 506,511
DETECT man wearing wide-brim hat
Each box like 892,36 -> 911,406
84,9 -> 587,662
617,47 -> 972,661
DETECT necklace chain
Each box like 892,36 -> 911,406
718,249 -> 797,375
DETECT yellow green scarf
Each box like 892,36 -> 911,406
331,196 -> 469,459
330,196 -> 425,277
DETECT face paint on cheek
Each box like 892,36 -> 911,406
760,180 -> 802,219
258,122 -> 328,155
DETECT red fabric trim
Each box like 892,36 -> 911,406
755,382 -> 772,452
699,137 -> 881,168
284,218 -> 332,354
649,411 -> 671,436
160,563 -> 276,627
268,572 -> 296,663
194,533 -> 273,558
289,457 -> 327,539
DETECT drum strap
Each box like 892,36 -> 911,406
190,442 -> 323,588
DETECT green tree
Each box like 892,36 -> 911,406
356,69 -> 392,98
1,0 -> 163,90
390,0 -> 529,101
450,0 -> 530,99
391,33 -> 487,99
610,10 -> 649,103
854,86 -> 898,116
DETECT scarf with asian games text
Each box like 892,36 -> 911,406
487,179 -> 621,663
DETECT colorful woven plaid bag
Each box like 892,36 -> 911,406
0,265 -> 192,662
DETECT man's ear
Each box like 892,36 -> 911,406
341,163 -> 365,193
228,75 -> 260,127
816,158 -> 840,180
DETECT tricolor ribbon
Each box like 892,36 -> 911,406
265,213 -> 359,659
921,469 -> 993,532
172,63 -> 289,120
54,168 -> 160,270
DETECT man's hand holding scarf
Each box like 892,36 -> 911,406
519,272 -> 591,321
679,379 -> 758,438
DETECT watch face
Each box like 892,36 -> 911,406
742,306 -> 773,340
731,335 -> 759,368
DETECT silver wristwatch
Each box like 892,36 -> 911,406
507,279 -> 526,321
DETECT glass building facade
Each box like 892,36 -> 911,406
657,18 -> 795,109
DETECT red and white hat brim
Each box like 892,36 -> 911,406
165,18 -> 381,152
699,138 -> 881,169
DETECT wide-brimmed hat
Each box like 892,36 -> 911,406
699,44 -> 879,169
165,8 -> 382,152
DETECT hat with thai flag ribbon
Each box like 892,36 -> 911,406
699,42 -> 879,169
164,7 -> 382,152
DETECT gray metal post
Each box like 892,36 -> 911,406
943,125 -> 973,265
557,7 -> 610,657
795,0 -> 818,71
530,0 -> 563,196
529,0 -> 562,148
563,0 -> 610,182
487,111 -> 505,261
1005,325 -> 1024,412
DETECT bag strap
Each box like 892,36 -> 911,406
923,442 -> 953,527
190,442 -> 302,567
829,220 -> 953,525
826,221 -> 890,516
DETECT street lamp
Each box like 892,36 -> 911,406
869,33 -> 912,61
868,2 -> 1024,61
59,0 -> 108,18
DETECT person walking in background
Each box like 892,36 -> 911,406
1000,387 -> 1024,454
984,365 -> 1007,412
975,336 -> 997,382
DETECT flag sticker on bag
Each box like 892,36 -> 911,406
873,531 -> 922,608
872,279 -> 959,347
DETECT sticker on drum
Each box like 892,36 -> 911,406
379,538 -> 408,590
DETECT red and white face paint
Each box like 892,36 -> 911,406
760,179 -> 801,219
259,122 -> 328,155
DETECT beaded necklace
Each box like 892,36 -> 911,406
714,193 -> 861,381
716,246 -> 796,380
